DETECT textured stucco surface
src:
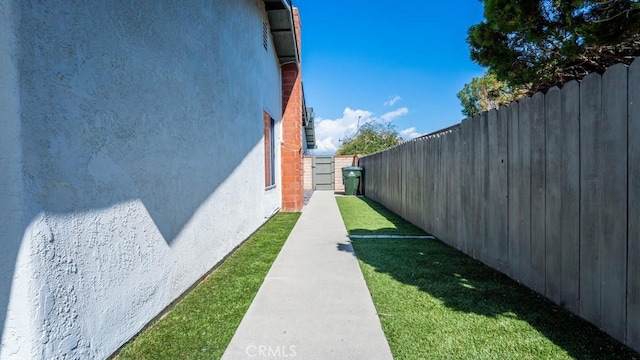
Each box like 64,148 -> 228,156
1,1 -> 34,358
0,0 -> 283,358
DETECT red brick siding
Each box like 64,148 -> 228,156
280,7 -> 304,212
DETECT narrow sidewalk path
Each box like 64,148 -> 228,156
222,191 -> 393,360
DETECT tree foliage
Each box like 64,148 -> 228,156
457,71 -> 528,117
336,122 -> 403,155
468,0 -> 640,91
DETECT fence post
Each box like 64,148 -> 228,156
600,63 -> 628,343
579,71 -> 603,328
544,86 -> 562,305
628,56 -> 640,351
560,80 -> 580,315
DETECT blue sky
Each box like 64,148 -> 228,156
294,0 -> 487,153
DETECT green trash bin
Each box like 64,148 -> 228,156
342,166 -> 363,195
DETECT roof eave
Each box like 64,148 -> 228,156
304,106 -> 316,149
263,0 -> 300,65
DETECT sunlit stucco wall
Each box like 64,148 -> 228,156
0,0 -> 282,358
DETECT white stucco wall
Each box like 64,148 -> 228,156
1,1 -> 35,358
0,0 -> 283,358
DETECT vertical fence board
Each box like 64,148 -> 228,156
475,115 -> 483,259
442,135 -> 449,240
423,140 -> 430,230
433,136 -> 439,233
406,142 -> 414,223
488,108 -> 508,272
363,156 -> 369,197
405,144 -> 410,220
396,148 -> 403,214
508,102 -> 521,280
531,92 -> 547,295
381,152 -> 385,202
395,148 -> 402,214
441,134 -> 448,238
479,112 -> 490,264
519,97 -> 533,288
600,64 -> 628,343
377,153 -> 383,202
469,116 -> 479,258
385,150 -> 390,207
412,141 -> 419,224
375,154 -> 380,200
367,156 -> 374,200
460,119 -> 472,254
426,137 -> 433,231
545,86 -> 562,305
401,144 -> 408,220
427,138 -> 434,230
580,72 -> 603,327
496,107 -> 509,272
389,150 -> 394,207
449,131 -> 457,244
560,80 -> 580,315
383,151 -> 389,208
439,135 -> 445,236
414,141 -> 422,227
488,109 -> 500,269
423,139 -> 429,231
417,140 -> 424,227
453,129 -> 462,249
379,152 -> 385,203
420,139 -> 429,231
373,154 -> 379,202
437,136 -> 443,238
434,136 -> 442,236
378,151 -> 384,203
443,134 -> 451,242
628,58 -> 640,351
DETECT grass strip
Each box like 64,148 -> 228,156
336,196 -> 426,236
336,197 -> 637,360
116,212 -> 301,360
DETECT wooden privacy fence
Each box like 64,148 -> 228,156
359,59 -> 640,352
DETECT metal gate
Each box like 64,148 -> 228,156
312,156 -> 334,190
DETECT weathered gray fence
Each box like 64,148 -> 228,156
359,58 -> 640,352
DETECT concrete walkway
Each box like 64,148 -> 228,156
222,191 -> 393,360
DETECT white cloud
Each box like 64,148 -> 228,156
380,107 -> 409,122
313,107 -> 373,154
400,126 -> 423,140
315,137 -> 338,153
313,106 -> 410,154
384,95 -> 402,107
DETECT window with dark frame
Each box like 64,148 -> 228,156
263,22 -> 268,51
264,112 -> 276,187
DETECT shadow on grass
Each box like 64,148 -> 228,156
337,199 -> 638,359
337,197 -> 426,236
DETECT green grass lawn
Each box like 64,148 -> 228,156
336,197 -> 638,360
336,196 -> 425,236
115,212 -> 300,360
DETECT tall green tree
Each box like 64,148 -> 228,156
336,122 -> 403,155
457,71 -> 527,117
468,0 -> 640,91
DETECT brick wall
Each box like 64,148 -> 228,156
303,156 -> 313,190
280,7 -> 303,212
334,156 -> 356,192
